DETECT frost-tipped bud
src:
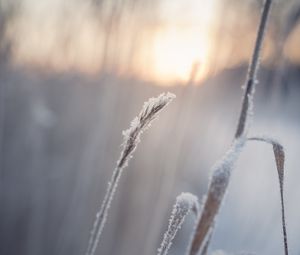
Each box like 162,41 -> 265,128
157,193 -> 199,255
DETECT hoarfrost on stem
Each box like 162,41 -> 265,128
85,92 -> 175,255
187,1 -> 278,255
188,137 -> 246,255
157,193 -> 199,255
210,138 -> 246,201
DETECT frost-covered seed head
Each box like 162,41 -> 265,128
86,93 -> 175,255
119,92 -> 175,168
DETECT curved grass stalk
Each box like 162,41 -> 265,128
187,138 -> 246,255
85,93 -> 175,255
248,136 -> 288,255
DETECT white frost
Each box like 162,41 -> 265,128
210,137 -> 246,201
85,92 -> 175,255
157,192 -> 199,255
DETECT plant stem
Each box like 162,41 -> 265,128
188,1 -> 274,254
85,93 -> 175,255
235,0 -> 273,138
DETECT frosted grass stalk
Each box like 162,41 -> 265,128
157,193 -> 199,255
188,138 -> 246,255
85,92 -> 175,255
188,1 -> 273,254
235,0 -> 273,138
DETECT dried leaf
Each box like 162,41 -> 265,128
248,136 -> 288,255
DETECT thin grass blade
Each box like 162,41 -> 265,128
248,136 -> 288,255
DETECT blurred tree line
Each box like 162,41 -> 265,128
1,0 -> 300,77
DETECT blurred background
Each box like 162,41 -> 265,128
0,0 -> 300,254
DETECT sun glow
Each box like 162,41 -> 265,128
8,0 -> 300,87
149,27 -> 211,85
10,0 -> 216,86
